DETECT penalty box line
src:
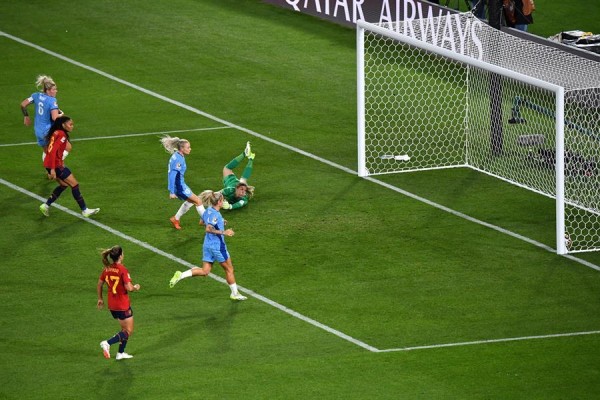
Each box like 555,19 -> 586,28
378,329 -> 600,352
0,126 -> 231,148
4,31 -> 600,350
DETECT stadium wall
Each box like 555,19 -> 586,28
263,0 -> 600,62
262,0 -> 451,28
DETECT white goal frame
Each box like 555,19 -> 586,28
357,20 -> 569,254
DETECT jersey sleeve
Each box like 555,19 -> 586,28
49,96 -> 59,112
167,155 -> 179,193
120,265 -> 132,285
229,196 -> 249,210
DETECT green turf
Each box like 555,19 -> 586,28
1,1 -> 600,399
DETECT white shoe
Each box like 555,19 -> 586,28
40,203 -> 50,217
82,208 -> 100,218
116,352 -> 133,360
244,141 -> 252,158
230,293 -> 247,301
100,341 -> 110,359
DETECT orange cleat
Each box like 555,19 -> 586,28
170,216 -> 181,230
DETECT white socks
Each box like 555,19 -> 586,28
175,202 -> 205,220
229,283 -> 239,295
181,270 -> 193,279
175,202 -> 194,220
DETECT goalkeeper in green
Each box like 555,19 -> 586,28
219,142 -> 255,211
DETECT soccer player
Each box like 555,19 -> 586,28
97,245 -> 141,360
219,141 -> 255,211
38,116 -> 100,218
160,135 -> 206,230
20,75 -> 67,161
169,190 -> 247,301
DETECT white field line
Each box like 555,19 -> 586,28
377,330 -> 600,352
3,31 -> 600,351
0,177 -> 378,353
0,127 -> 231,147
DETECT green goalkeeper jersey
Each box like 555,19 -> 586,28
221,175 -> 249,210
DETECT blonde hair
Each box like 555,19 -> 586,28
35,75 -> 56,92
101,245 -> 123,267
160,135 -> 189,154
199,190 -> 223,207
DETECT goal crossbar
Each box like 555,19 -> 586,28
357,19 -> 575,253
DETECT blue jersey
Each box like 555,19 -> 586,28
202,207 -> 227,250
29,92 -> 59,146
167,151 -> 192,198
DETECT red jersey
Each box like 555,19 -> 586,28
43,129 -> 68,169
99,263 -> 133,311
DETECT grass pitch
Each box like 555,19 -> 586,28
1,1 -> 600,399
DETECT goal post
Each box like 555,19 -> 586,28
357,17 -> 600,255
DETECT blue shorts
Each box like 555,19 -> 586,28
46,166 -> 72,181
203,246 -> 229,264
174,185 -> 194,201
110,307 -> 133,320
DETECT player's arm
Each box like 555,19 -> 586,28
124,281 -> 141,292
122,270 -> 140,292
205,224 -> 234,237
228,198 -> 248,210
20,98 -> 32,126
167,160 -> 178,197
50,108 -> 61,121
97,279 -> 105,309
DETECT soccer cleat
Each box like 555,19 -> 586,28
169,216 -> 181,230
169,271 -> 182,288
230,293 -> 248,301
82,208 -> 100,218
247,151 -> 255,160
115,352 -> 133,360
39,203 -> 50,217
100,341 -> 110,359
244,141 -> 252,158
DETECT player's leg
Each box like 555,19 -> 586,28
219,258 -> 247,300
187,193 -> 206,216
115,314 -> 134,360
62,172 -> 99,217
40,183 -> 68,216
170,248 -> 214,287
239,153 -> 255,185
222,142 -> 251,177
170,190 -> 204,229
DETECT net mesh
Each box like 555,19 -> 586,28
360,14 -> 600,252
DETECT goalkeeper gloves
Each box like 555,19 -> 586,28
222,199 -> 232,210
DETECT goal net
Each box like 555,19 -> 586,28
357,15 -> 600,254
